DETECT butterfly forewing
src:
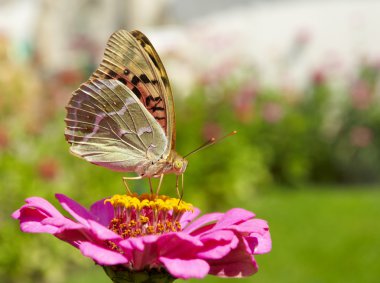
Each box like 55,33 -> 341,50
130,30 -> 176,149
65,79 -> 168,172
90,30 -> 176,154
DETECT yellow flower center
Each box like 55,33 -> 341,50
105,194 -> 193,239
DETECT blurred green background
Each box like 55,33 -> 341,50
1,0 -> 380,282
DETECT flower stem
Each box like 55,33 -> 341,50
103,266 -> 176,283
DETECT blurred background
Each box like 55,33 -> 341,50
1,0 -> 380,282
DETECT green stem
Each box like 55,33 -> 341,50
103,266 -> 176,283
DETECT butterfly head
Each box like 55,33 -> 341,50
170,153 -> 188,175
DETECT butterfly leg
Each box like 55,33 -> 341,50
148,178 -> 153,195
122,176 -> 143,194
155,174 -> 164,196
175,175 -> 184,203
181,173 -> 184,199
175,175 -> 179,197
176,174 -> 184,204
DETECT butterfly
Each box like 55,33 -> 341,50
65,30 -> 188,194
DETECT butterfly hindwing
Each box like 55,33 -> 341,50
65,78 -> 168,172
90,30 -> 175,154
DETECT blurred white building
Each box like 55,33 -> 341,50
1,0 -> 380,88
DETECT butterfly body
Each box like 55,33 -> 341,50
65,30 -> 187,180
136,151 -> 188,178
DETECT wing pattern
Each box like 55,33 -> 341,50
65,79 -> 167,172
90,30 -> 176,152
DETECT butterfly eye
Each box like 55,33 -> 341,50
173,160 -> 183,170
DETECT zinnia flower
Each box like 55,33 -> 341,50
12,193 -> 271,282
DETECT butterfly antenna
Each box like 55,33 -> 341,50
184,130 -> 237,158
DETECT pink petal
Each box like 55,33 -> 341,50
198,230 -> 239,259
79,242 -> 129,265
212,208 -> 255,230
123,235 -> 158,251
119,235 -> 159,269
248,230 -> 272,254
159,257 -> 209,279
18,212 -> 60,234
56,194 -> 95,225
42,217 -> 84,231
157,233 -> 203,258
13,201 -> 66,234
182,212 -> 223,234
90,198 -> 114,226
208,255 -> 258,278
230,219 -> 271,254
207,239 -> 258,277
127,236 -> 159,270
199,229 -> 236,242
56,228 -> 89,247
180,208 -> 200,228
121,233 -> 205,271
12,197 -> 63,219
87,220 -> 121,241
231,219 -> 269,234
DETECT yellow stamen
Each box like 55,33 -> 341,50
106,194 -> 193,239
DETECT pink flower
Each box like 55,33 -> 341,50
12,194 -> 271,280
202,122 -> 222,141
262,102 -> 284,124
350,126 -> 373,148
37,157 -> 59,181
311,69 -> 326,86
294,28 -> 312,47
233,81 -> 258,123
350,80 -> 372,110
0,125 -> 9,149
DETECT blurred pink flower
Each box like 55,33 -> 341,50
294,28 -> 312,47
198,59 -> 238,87
311,69 -> 326,86
202,122 -> 222,141
53,69 -> 84,85
351,80 -> 372,110
262,102 -> 284,124
233,81 -> 258,123
13,194 -> 271,280
0,126 -> 9,149
350,126 -> 373,148
37,158 -> 59,181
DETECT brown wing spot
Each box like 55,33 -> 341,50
139,74 -> 150,84
161,76 -> 169,86
106,69 -> 119,78
148,54 -> 160,69
117,77 -> 127,85
131,86 -> 142,99
146,95 -> 162,105
151,106 -> 165,112
123,69 -> 130,75
131,75 -> 139,86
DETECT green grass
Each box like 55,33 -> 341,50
63,186 -> 380,283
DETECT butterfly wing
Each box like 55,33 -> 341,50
65,79 -> 167,172
91,30 -> 176,155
